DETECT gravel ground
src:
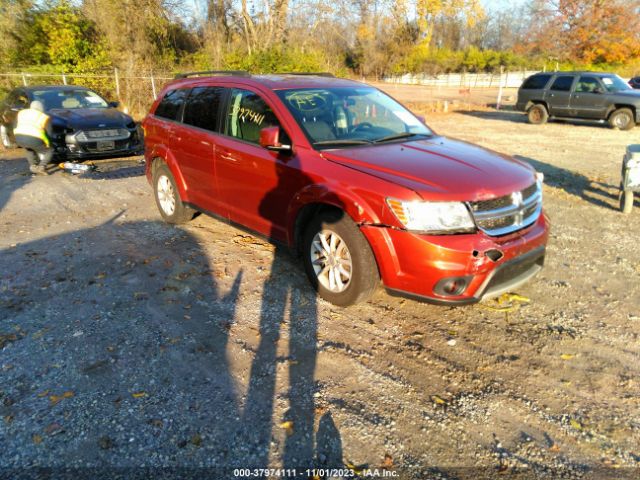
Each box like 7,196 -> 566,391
1,109 -> 639,480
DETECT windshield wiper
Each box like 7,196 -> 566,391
313,139 -> 373,146
373,132 -> 424,143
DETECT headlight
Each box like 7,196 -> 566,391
386,198 -> 476,233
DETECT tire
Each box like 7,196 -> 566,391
1,124 -> 16,149
620,190 -> 634,214
609,108 -> 635,130
527,104 -> 548,125
152,163 -> 195,224
302,210 -> 379,306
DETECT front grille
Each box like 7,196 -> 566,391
469,181 -> 542,236
83,139 -> 131,153
75,129 -> 131,142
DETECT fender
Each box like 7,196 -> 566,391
148,144 -> 189,202
286,182 -> 382,244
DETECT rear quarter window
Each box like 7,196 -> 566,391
521,74 -> 551,90
154,89 -> 189,121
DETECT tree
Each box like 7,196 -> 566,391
524,0 -> 640,64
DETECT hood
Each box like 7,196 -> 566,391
610,90 -> 640,101
322,136 -> 536,201
48,107 -> 133,130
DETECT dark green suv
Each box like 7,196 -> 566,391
516,72 -> 640,130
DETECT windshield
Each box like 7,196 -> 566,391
276,87 -> 432,149
601,75 -> 632,92
32,89 -> 109,111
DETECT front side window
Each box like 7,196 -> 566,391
31,89 -> 109,110
154,89 -> 189,121
183,86 -> 224,132
575,77 -> 601,93
276,87 -> 432,149
550,76 -> 575,92
225,89 -> 286,145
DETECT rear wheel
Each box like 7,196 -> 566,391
153,163 -> 195,224
620,189 -> 634,214
527,104 -> 548,125
609,108 -> 634,130
302,210 -> 379,306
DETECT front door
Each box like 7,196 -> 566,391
570,76 -> 608,119
214,87 -> 296,242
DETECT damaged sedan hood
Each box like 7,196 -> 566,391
48,108 -> 133,130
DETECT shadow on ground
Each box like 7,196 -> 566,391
514,155 -> 631,211
459,109 -> 612,129
0,152 -> 31,214
0,216 -> 342,472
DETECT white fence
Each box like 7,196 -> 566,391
383,70 -> 540,89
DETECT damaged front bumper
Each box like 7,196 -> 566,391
360,212 -> 549,305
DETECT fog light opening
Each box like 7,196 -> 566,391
485,249 -> 504,262
434,276 -> 471,297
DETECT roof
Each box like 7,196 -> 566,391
168,73 -> 365,91
537,71 -> 619,76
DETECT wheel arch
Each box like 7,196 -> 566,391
148,146 -> 188,201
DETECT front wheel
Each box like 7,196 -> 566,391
1,124 -> 16,149
609,108 -> 635,130
152,163 -> 195,224
302,211 -> 379,306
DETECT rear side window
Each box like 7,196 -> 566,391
183,86 -> 224,132
521,74 -> 551,90
225,89 -> 287,145
550,76 -> 574,92
154,89 -> 188,120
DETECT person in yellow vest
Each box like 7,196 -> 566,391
14,100 -> 53,175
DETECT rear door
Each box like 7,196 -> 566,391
177,85 -> 226,213
570,76 -> 608,119
545,75 -> 575,116
214,87 -> 296,241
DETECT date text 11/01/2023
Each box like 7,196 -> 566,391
232,468 -> 399,477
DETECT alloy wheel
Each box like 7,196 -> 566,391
310,229 -> 353,293
157,175 -> 176,216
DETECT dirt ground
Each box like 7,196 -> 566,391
1,108 -> 639,480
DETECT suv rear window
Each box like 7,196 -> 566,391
550,76 -> 574,92
183,86 -> 224,131
521,75 -> 551,90
154,89 -> 188,121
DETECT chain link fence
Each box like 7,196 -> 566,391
0,70 -> 174,118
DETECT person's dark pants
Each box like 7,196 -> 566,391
14,134 -> 54,167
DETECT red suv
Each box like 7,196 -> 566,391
143,72 -> 549,306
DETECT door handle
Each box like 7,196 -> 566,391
220,152 -> 237,162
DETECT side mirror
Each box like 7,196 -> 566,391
593,87 -> 604,94
108,101 -> 120,108
259,126 -> 292,153
416,115 -> 426,124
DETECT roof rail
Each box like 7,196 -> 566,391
174,70 -> 250,79
282,72 -> 335,78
